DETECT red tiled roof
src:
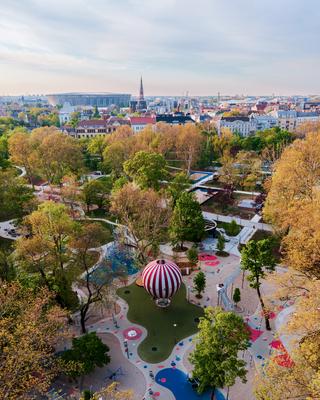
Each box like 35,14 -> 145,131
130,116 -> 156,125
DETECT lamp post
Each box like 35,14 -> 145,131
173,323 -> 177,344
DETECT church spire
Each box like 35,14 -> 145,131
139,76 -> 144,101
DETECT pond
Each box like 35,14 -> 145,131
89,242 -> 138,285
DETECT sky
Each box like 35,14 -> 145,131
0,0 -> 319,96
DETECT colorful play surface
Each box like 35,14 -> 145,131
156,368 -> 225,400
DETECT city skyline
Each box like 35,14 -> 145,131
1,0 -> 320,96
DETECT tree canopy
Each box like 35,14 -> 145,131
189,307 -> 250,394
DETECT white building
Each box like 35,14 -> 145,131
218,116 -> 256,137
129,116 -> 156,133
218,114 -> 278,136
58,102 -> 75,125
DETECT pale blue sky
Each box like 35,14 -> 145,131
0,0 -> 319,95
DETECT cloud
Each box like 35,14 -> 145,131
0,0 -> 319,95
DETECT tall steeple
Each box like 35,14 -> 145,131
139,76 -> 144,101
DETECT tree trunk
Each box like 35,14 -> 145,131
256,285 -> 271,331
80,306 -> 88,334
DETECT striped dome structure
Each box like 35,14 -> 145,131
142,259 -> 182,300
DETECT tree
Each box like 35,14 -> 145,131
80,382 -> 133,400
193,271 -> 206,298
212,128 -> 234,159
93,105 -> 100,118
60,332 -> 110,378
263,132 -> 320,231
103,141 -> 128,177
189,307 -> 250,396
70,111 -> 81,128
233,288 -> 241,306
15,201 -> 79,309
32,128 -> 84,185
218,150 -> 239,197
0,283 -> 67,400
111,183 -> 171,265
8,130 -> 35,186
124,151 -> 168,190
0,248 -> 16,282
87,136 -> 107,163
60,174 -> 80,217
169,192 -> 205,249
166,172 -> 191,207
255,281 -> 320,399
82,178 -> 112,212
216,234 -> 226,255
187,246 -> 199,265
241,239 -> 276,330
70,223 -> 114,333
235,150 -> 261,191
176,124 -> 203,173
0,170 -> 35,221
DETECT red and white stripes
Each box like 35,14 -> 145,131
142,259 -> 182,299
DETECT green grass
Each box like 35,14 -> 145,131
117,283 -> 203,363
217,221 -> 241,236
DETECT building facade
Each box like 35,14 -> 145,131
129,116 -> 156,133
47,92 -> 131,107
63,117 -> 131,139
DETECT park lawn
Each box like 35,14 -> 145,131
216,221 -> 241,236
117,283 -> 203,363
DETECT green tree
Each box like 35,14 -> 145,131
187,247 -> 199,265
166,172 -> 191,207
82,178 -> 112,212
93,106 -> 100,119
189,307 -> 250,396
112,176 -> 128,193
216,234 -> 226,255
227,220 -> 240,236
87,136 -> 107,163
60,332 -> 110,378
102,142 -> 127,177
0,248 -> 16,282
15,201 -> 79,310
0,170 -> 35,221
70,111 -> 81,128
193,271 -> 206,298
241,239 -> 276,330
169,192 -> 205,249
233,288 -> 241,306
124,151 -> 168,190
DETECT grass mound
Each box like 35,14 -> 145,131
117,283 -> 203,363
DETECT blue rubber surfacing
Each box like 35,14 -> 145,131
156,368 -> 225,400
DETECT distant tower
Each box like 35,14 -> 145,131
137,76 -> 147,111
139,76 -> 144,101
